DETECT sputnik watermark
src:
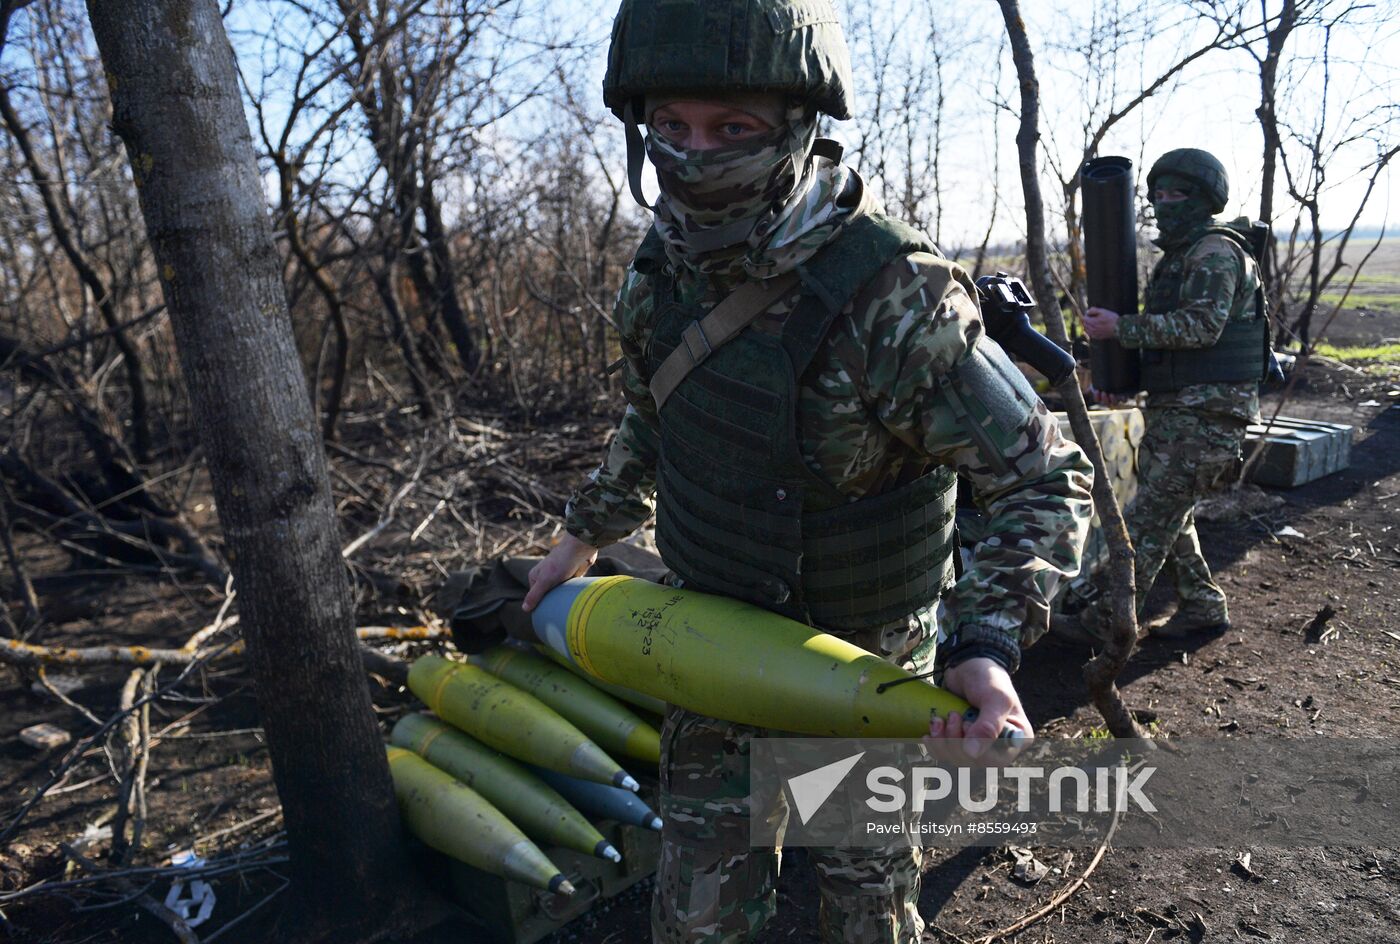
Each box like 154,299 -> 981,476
750,738 -> 1400,848
786,752 -> 865,825
862,762 -> 1156,814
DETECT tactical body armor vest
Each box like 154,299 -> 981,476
1140,225 -> 1269,393
634,214 -> 958,632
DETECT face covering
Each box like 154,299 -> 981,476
646,111 -> 818,258
1151,174 -> 1214,246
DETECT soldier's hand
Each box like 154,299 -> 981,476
1082,306 -> 1120,340
522,533 -> 599,613
928,658 -> 1033,757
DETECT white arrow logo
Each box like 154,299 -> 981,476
787,752 -> 866,825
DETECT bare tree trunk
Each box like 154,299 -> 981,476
373,259 -> 437,416
1256,0 -> 1296,228
84,1 -> 431,939
1256,0 -> 1297,328
420,160 -> 481,375
276,172 -> 350,441
339,0 -> 481,379
996,0 -> 1145,739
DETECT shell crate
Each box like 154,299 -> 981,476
416,811 -> 660,944
1244,416 -> 1353,487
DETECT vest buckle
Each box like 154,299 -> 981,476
681,320 -> 713,365
760,578 -> 791,605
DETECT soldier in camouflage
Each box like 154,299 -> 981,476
521,2 -> 1094,941
1081,147 -> 1265,639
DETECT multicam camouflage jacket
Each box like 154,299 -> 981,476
1118,226 -> 1263,422
564,166 -> 1094,649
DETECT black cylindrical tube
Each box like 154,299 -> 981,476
1080,156 -> 1141,394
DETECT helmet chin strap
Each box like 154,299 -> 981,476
623,98 -> 651,209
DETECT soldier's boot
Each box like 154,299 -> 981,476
1146,516 -> 1230,639
811,846 -> 924,944
1049,590 -> 1112,647
1145,602 -> 1230,638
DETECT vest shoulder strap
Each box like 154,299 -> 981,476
794,213 -> 940,314
782,214 -> 942,378
1197,224 -> 1253,259
631,225 -> 668,276
648,271 -> 801,411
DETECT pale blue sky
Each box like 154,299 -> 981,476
219,0 -> 1400,251
521,0 -> 1399,249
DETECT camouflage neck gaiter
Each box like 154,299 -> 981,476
1151,175 -> 1215,248
648,112 -> 818,266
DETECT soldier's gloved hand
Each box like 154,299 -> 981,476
927,657 -> 1033,757
522,533 -> 600,613
1081,306 -> 1120,340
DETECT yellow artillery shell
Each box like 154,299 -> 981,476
536,644 -> 669,719
385,746 -> 573,895
530,576 -> 988,738
474,645 -> 661,766
407,655 -> 638,791
392,714 -> 620,863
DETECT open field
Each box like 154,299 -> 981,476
1304,238 -> 1400,352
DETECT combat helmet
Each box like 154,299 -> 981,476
604,0 -> 854,207
1147,148 -> 1229,214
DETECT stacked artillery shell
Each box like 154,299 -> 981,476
536,644 -> 669,719
527,764 -> 663,832
474,645 -> 662,765
408,654 -> 639,792
1058,408 -> 1140,511
1095,417 -> 1135,508
391,714 -> 621,863
1125,409 -> 1147,449
528,576 -> 982,738
385,746 -> 574,895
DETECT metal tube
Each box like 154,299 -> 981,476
1081,156 -> 1142,394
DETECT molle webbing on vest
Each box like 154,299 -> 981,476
1141,319 -> 1269,391
642,214 -> 958,631
799,465 -> 957,627
1140,226 -> 1268,393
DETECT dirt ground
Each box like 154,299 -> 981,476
4,306 -> 1400,941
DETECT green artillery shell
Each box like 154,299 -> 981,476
536,644 -> 669,718
391,714 -> 620,863
474,645 -> 661,766
407,654 -> 639,791
385,746 -> 573,895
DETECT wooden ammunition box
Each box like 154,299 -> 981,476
422,816 -> 659,944
1245,417 -> 1353,487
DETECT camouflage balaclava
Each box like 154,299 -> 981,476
646,101 -> 819,262
1151,172 -> 1215,247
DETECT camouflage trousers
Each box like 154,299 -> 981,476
1121,407 -> 1247,622
650,619 -> 934,944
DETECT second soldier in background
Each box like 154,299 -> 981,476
522,1 -> 1094,941
1082,148 -> 1267,640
